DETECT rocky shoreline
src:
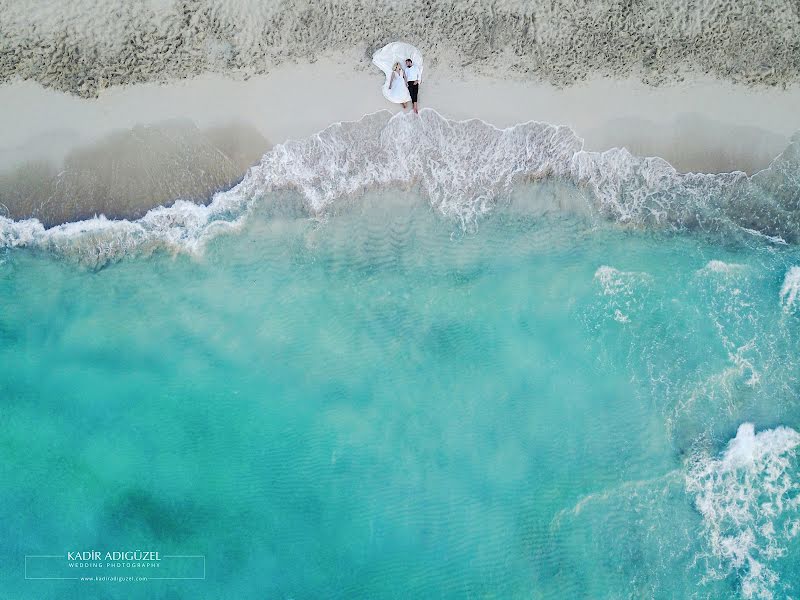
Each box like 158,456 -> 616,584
1,0 -> 798,98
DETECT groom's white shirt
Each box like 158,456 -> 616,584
404,64 -> 420,82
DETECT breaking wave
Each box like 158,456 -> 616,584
780,267 -> 800,313
2,109 -> 800,266
685,423 -> 800,599
593,266 -> 653,324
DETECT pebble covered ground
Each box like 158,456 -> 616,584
1,0 -> 798,98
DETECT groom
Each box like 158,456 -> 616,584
404,58 -> 421,114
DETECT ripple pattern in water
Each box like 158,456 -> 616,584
1,185 -> 800,599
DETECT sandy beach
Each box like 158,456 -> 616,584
4,56 -> 800,172
2,54 -> 800,225
2,0 -> 800,225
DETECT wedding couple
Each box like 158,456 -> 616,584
386,58 -> 421,113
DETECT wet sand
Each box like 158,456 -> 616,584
2,57 -> 800,225
0,118 -> 268,226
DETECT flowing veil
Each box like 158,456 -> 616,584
372,41 -> 424,104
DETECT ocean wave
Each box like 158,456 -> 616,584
780,267 -> 800,313
0,195 -> 249,269
700,260 -> 748,275
593,266 -> 653,324
685,423 -> 800,599
2,109 -> 800,266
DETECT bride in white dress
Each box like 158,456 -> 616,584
386,62 -> 411,108
373,42 -> 422,109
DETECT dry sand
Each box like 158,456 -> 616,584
3,0 -> 799,98
2,56 -> 800,224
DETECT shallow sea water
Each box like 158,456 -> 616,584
2,183 -> 800,599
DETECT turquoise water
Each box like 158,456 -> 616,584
2,183 -> 800,599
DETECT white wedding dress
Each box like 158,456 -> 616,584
372,42 -> 424,105
386,70 -> 411,103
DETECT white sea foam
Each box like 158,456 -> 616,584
686,423 -> 800,599
0,191 -> 250,268
594,265 -> 652,323
780,267 -> 800,313
671,262 -> 765,436
1,109 -> 799,266
702,260 -> 747,275
240,110 -> 580,222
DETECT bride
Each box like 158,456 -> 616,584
373,42 -> 424,110
386,62 -> 411,108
